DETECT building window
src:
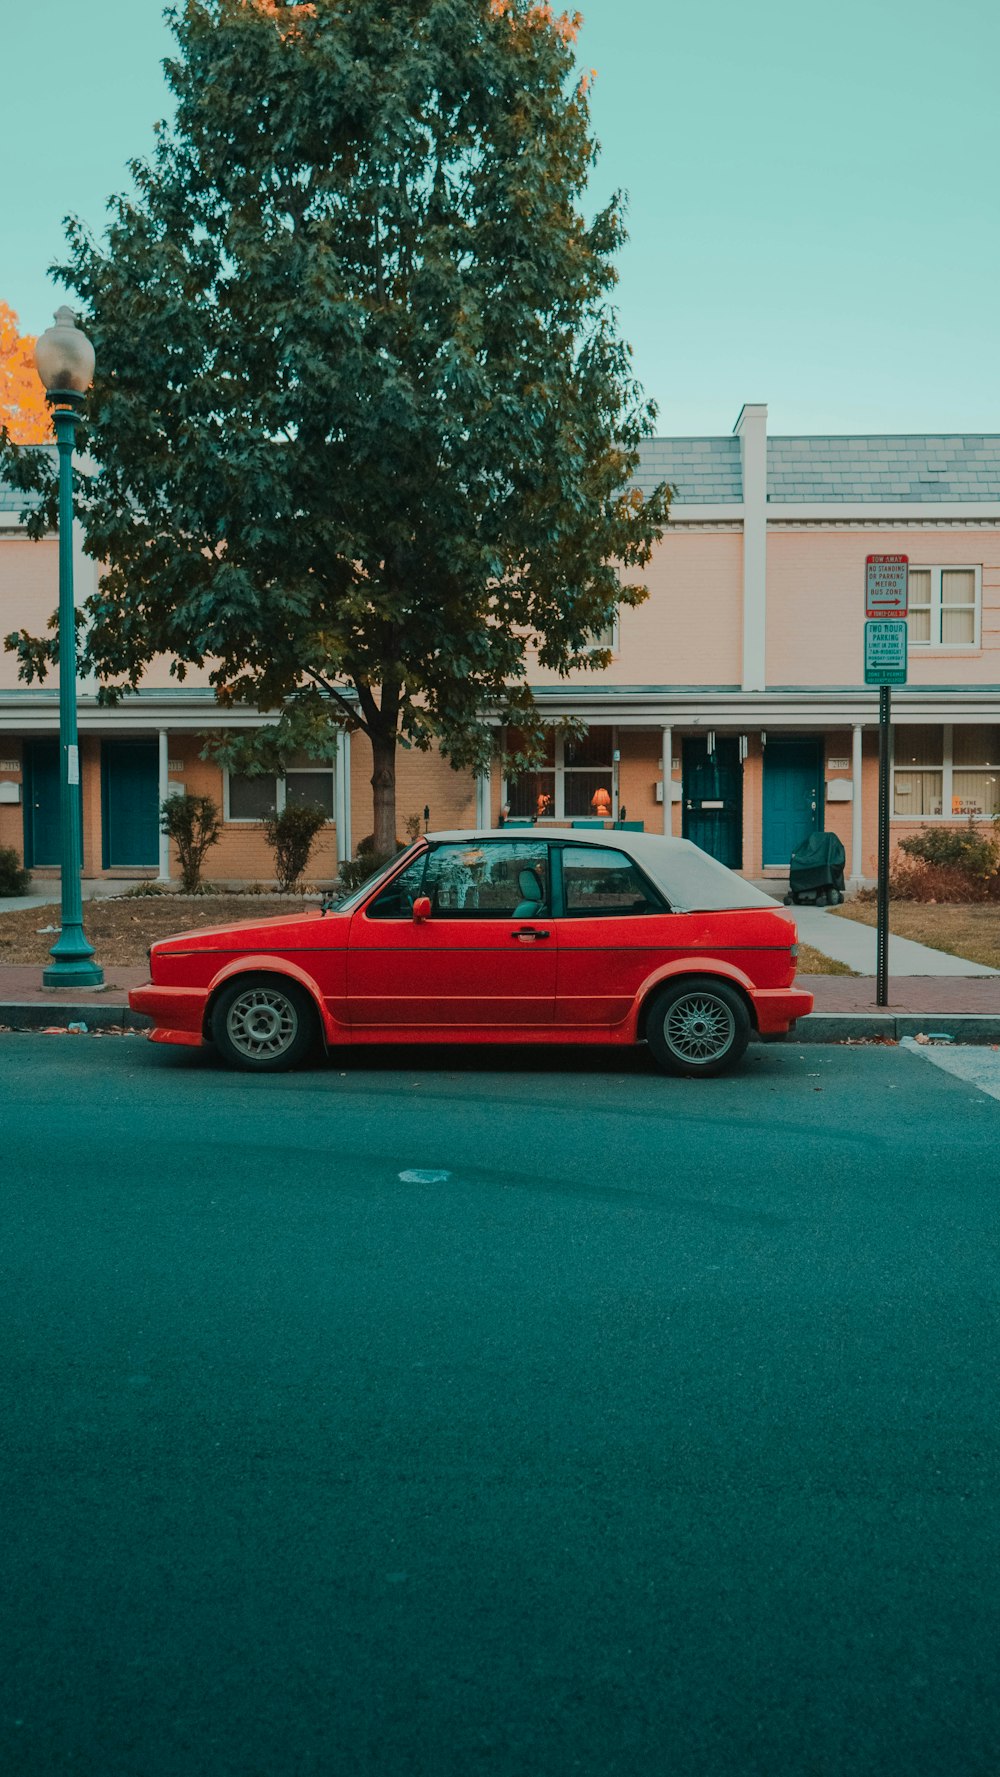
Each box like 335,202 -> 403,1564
227,773 -> 278,820
893,725 -> 1000,819
505,728 -> 614,821
226,752 -> 334,821
586,616 -> 619,653
906,567 -> 979,648
505,731 -> 556,821
892,726 -> 942,816
952,725 -> 1000,818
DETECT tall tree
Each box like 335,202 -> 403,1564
0,304 -> 52,444
2,0 -> 669,851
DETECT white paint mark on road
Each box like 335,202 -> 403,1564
901,1037 -> 1000,1103
398,1169 -> 453,1184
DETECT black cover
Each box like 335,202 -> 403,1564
786,831 -> 847,905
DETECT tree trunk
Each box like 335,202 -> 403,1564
370,730 -> 397,856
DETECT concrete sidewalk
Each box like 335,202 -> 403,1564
778,903 -> 1000,976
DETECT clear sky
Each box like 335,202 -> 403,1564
4,0 -> 998,438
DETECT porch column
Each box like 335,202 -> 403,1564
850,722 -> 863,885
334,732 -> 347,865
476,760 -> 492,828
338,728 -> 352,863
157,728 -> 171,883
661,726 -> 672,835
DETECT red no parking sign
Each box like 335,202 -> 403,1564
865,554 -> 909,617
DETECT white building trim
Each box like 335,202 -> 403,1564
734,404 -> 767,692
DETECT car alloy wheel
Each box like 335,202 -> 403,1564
646,978 -> 750,1078
210,976 -> 318,1072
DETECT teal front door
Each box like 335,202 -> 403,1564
762,740 -> 823,867
682,738 -> 742,868
23,740 -> 64,868
101,741 -> 160,867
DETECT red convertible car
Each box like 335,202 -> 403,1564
130,829 -> 813,1077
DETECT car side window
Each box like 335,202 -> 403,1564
366,853 -> 429,919
423,842 -> 550,918
560,846 -> 666,917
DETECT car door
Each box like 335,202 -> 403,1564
554,842 -> 676,1027
347,839 -> 557,1027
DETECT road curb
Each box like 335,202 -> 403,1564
789,1013 -> 1000,1044
1,1002 -> 998,1046
0,1002 -> 152,1032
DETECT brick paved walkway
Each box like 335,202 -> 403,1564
0,965 -> 148,1005
798,975 -> 1000,1015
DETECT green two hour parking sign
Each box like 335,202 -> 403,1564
864,619 -> 908,685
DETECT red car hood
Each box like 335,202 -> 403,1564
151,909 -> 349,955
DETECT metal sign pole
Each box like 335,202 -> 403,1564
876,685 -> 891,1007
864,556 -> 906,1012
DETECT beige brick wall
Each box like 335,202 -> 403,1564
0,740 -> 23,858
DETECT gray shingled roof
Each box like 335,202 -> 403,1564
767,435 -> 1000,502
635,432 -> 1000,505
633,437 -> 742,503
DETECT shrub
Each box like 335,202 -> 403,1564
0,846 -> 31,896
898,821 -> 998,881
120,881 -> 169,898
336,832 -> 405,895
262,801 -> 328,893
160,792 -> 223,894
875,859 -> 995,904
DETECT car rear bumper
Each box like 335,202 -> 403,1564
129,983 -> 207,1047
753,987 -> 815,1034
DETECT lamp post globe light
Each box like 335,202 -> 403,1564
34,306 -> 103,987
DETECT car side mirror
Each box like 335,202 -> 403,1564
412,895 -> 432,923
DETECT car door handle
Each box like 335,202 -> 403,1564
511,928 -> 550,940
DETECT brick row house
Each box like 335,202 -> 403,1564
2,402 -> 999,888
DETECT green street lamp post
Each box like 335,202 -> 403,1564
35,307 -> 103,988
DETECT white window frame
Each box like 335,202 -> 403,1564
906,565 -> 981,650
224,765 -> 336,823
502,727 -> 619,821
586,614 -> 620,655
891,723 -> 1000,820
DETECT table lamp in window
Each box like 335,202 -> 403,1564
591,787 -> 612,818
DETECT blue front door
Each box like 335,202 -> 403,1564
101,741 -> 160,867
762,740 -> 823,867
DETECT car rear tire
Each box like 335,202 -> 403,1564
210,975 -> 318,1073
645,978 -> 751,1078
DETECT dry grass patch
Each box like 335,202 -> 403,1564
0,894 -> 320,968
833,901 -> 1000,970
795,942 -> 857,977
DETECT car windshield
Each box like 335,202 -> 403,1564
326,842 -> 426,913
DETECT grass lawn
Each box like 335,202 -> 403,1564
0,892 -> 857,976
833,900 -> 1000,970
0,894 -> 319,967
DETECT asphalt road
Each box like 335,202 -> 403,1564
1,1034 -> 998,1777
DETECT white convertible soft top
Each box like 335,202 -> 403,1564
426,829 -> 780,913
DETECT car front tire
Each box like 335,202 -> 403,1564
210,975 -> 319,1073
645,978 -> 751,1078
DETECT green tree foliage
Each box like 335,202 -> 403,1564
160,790 -> 223,892
262,799 -> 328,892
2,0 -> 670,850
